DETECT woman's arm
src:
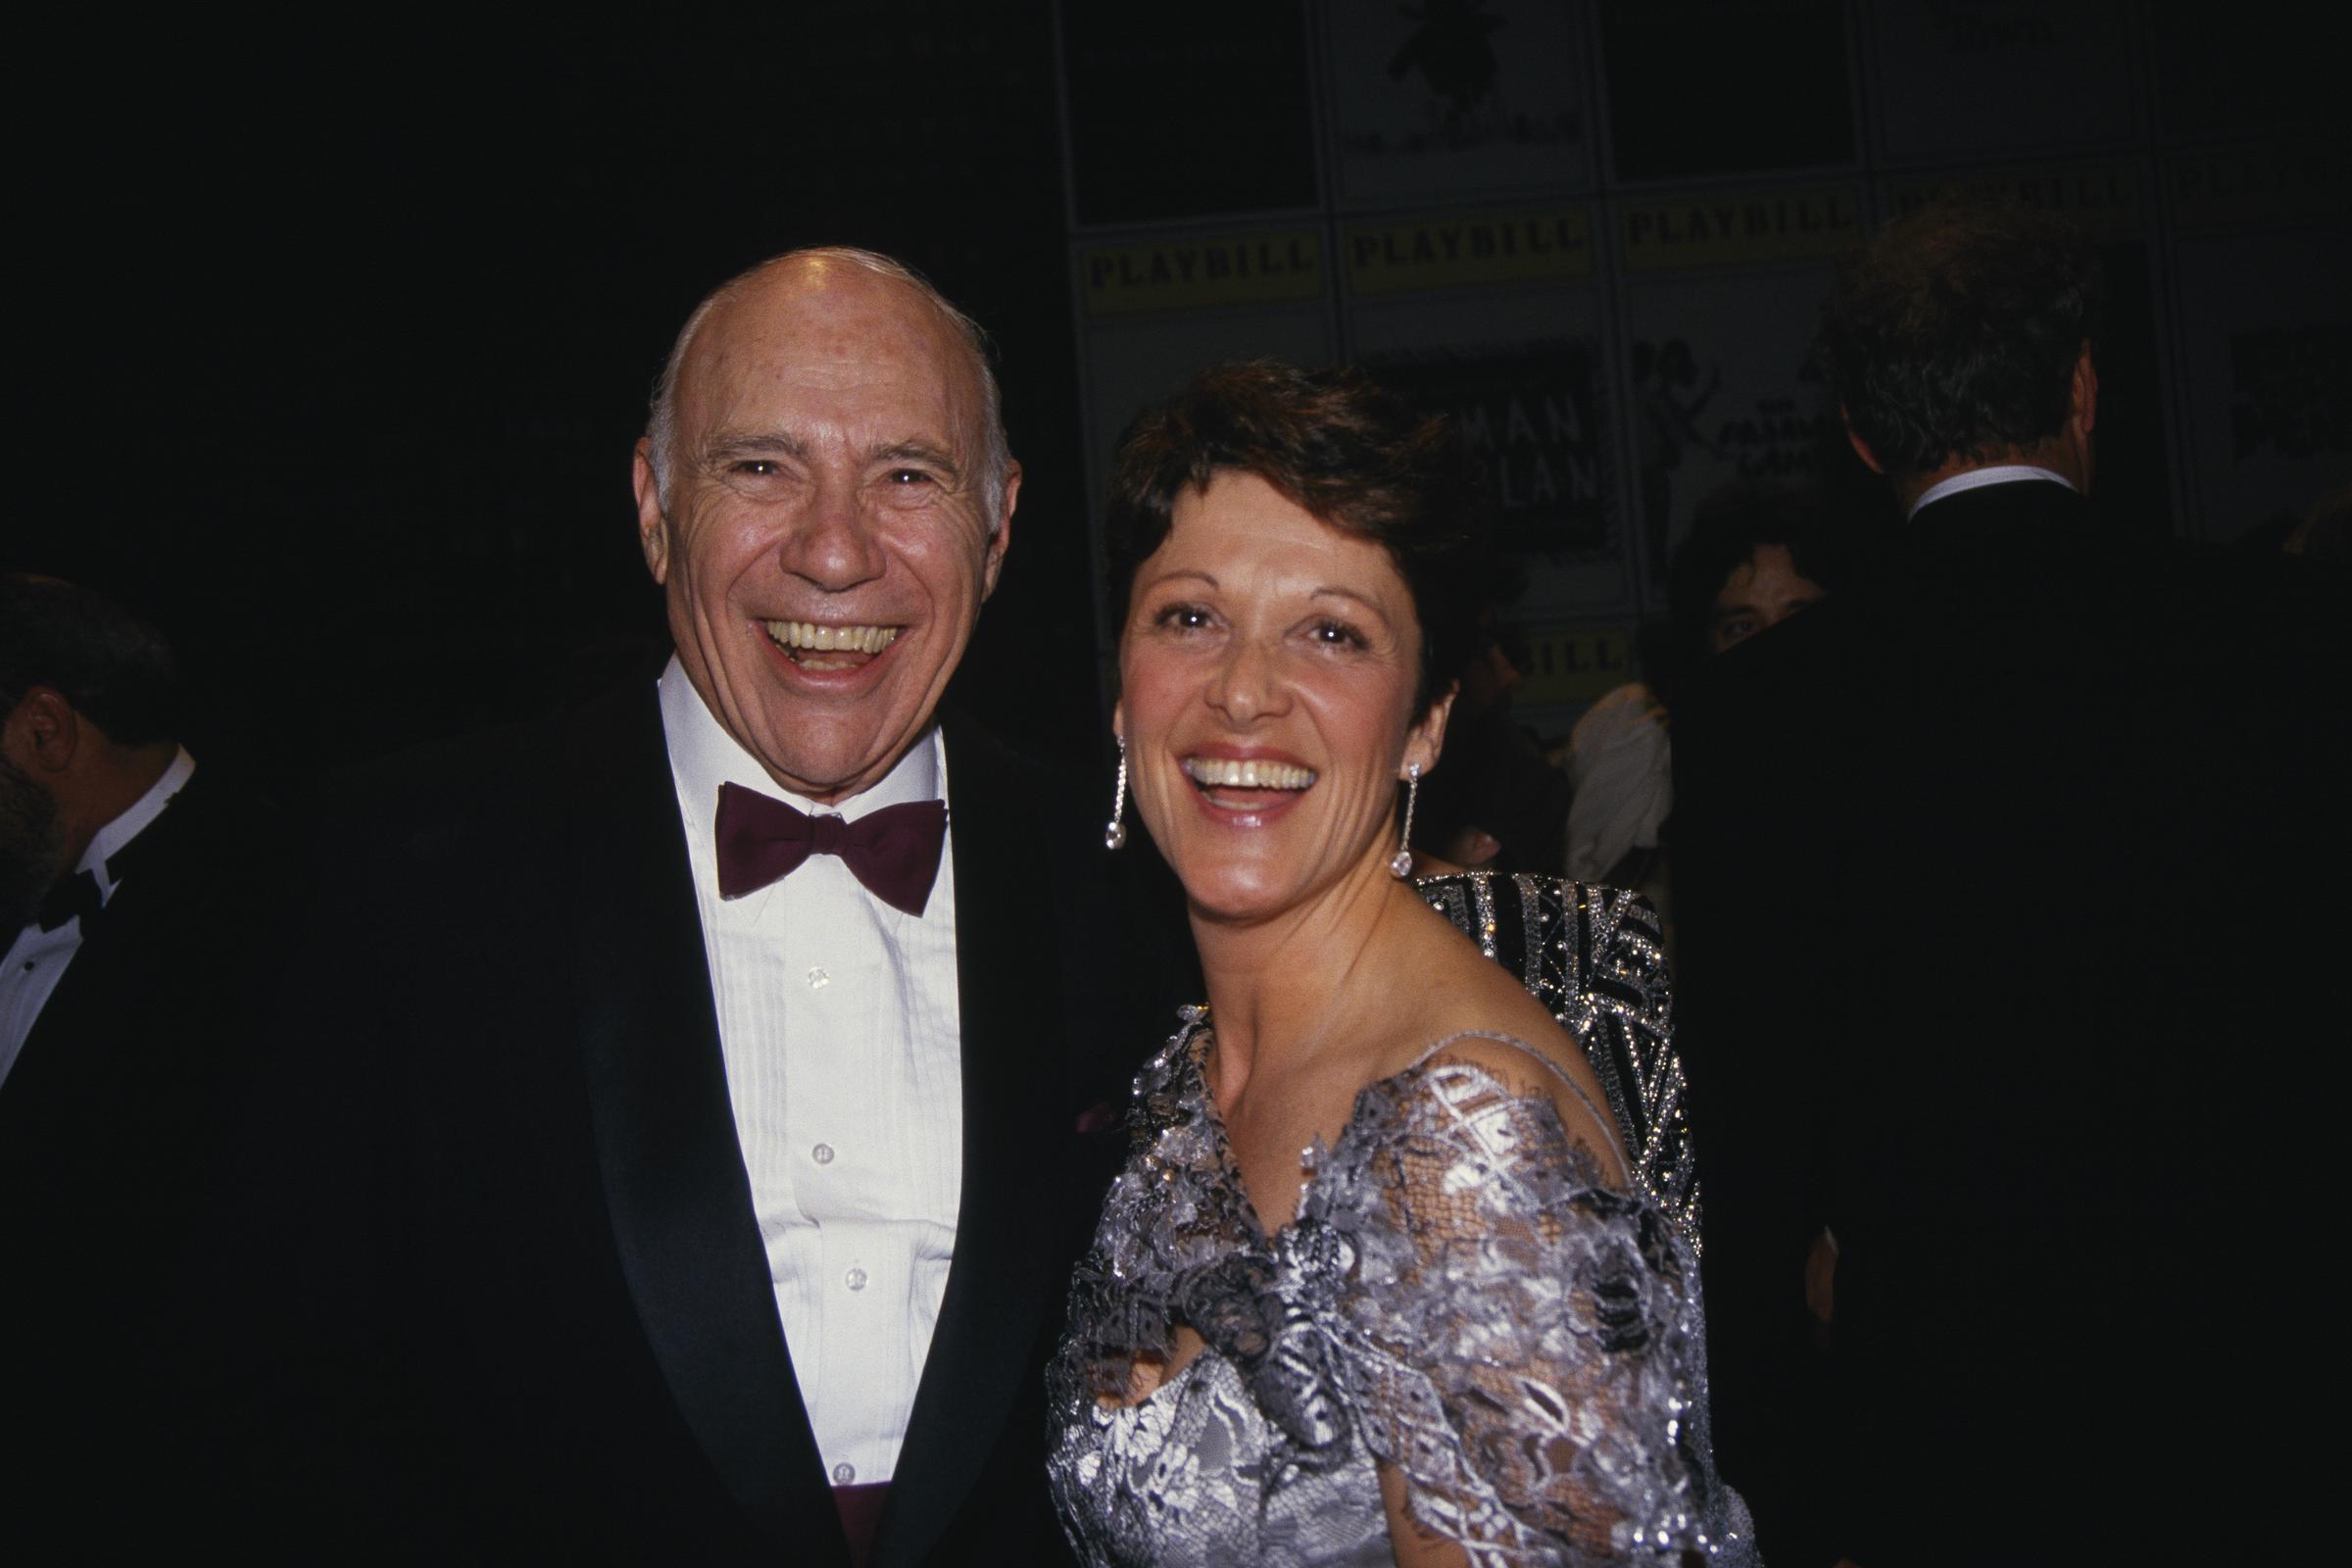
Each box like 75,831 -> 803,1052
1381,1460 -> 1472,1568
1327,1047 -> 1747,1565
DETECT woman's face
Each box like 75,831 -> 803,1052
1116,470 -> 1450,923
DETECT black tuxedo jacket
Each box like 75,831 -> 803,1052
1,773 -> 301,1543
235,672 -> 1190,1563
1672,480 -> 2349,1563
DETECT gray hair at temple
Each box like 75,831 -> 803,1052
642,246 -> 1012,519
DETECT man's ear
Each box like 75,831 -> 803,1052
2070,344 -> 2098,439
5,688 -> 82,776
1840,405 -> 1886,475
981,460 -> 1021,600
631,437 -> 671,585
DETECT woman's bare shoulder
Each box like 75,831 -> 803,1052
1368,925 -> 1622,1156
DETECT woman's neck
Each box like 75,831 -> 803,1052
1189,857 -> 1426,1095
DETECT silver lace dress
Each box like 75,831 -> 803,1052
1048,880 -> 1756,1566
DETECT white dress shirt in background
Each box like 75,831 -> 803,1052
1907,463 -> 2077,518
0,748 -> 196,1085
1562,684 -> 1671,885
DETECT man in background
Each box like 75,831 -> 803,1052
0,574 -> 293,1541
1674,200 -> 2346,1563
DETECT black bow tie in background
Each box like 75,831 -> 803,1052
34,869 -> 105,934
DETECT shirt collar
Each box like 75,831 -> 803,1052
81,747 -> 196,902
1907,465 -> 2078,520
657,655 -> 941,845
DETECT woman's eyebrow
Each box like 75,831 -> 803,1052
1310,586 -> 1389,617
1141,568 -> 1219,590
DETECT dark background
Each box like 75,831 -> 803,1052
15,3 -> 2342,788
21,6 -> 1098,782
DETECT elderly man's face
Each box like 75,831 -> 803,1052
634,260 -> 1017,804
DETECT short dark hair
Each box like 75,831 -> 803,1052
0,575 -> 183,746
1103,360 -> 1491,715
1668,480 -> 1860,657
1820,197 -> 2105,481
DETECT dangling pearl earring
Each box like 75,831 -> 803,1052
1103,736 -> 1129,851
1389,762 -> 1421,878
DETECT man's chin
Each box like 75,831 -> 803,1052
743,722 -> 929,806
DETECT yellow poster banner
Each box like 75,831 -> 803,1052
2169,144 -> 2348,227
1621,186 -> 1861,273
1345,208 -> 1594,295
1515,626 -> 1634,707
1885,159 -> 2144,240
1081,231 -> 1325,317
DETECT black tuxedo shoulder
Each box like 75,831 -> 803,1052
0,767 -> 311,1543
938,704 -> 1199,1111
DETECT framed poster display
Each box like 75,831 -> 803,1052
1321,0 -> 1592,207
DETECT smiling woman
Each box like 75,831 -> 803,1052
1049,363 -> 1756,1567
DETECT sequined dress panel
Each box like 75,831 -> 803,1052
1048,1011 -> 1756,1567
1412,875 -> 1698,1251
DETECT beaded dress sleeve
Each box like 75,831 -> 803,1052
1306,1042 -> 1753,1564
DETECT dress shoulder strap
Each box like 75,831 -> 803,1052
1401,1029 -> 1617,1151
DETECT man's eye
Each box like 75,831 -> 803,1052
730,460 -> 781,477
886,468 -> 936,486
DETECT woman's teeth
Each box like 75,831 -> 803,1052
1181,757 -> 1316,791
763,621 -> 900,657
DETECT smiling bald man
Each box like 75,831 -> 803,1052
240,251 -> 1189,1565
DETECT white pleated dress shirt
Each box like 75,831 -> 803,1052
658,660 -> 962,1489
0,748 -> 195,1087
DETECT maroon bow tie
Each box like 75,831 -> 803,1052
713,783 -> 948,916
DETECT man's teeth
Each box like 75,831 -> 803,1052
1181,757 -> 1317,791
763,621 -> 900,655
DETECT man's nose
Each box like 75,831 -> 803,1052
779,475 -> 887,590
1205,636 -> 1289,724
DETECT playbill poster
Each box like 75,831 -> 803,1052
2170,229 -> 2349,541
1862,0 -> 2136,164
1613,185 -> 1859,593
1320,0 -> 1592,208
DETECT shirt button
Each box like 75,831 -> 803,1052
811,1143 -> 835,1165
807,965 -> 831,990
832,1461 -> 856,1485
844,1267 -> 868,1293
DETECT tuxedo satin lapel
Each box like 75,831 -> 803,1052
875,718 -> 1070,1567
0,787 -> 202,1126
567,678 -> 848,1565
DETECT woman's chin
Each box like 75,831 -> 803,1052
1172,861 -> 1301,926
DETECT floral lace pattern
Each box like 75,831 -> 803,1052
1049,1013 -> 1757,1567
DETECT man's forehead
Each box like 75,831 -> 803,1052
685,264 -> 981,412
